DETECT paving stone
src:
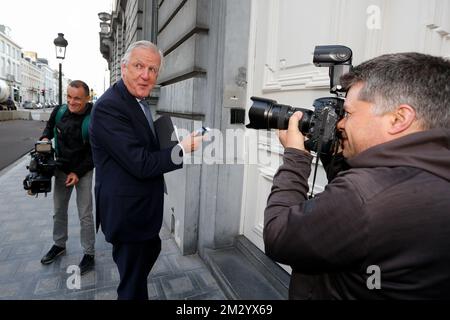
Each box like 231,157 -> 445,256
19,259 -> 57,275
192,269 -> 221,289
95,286 -> 117,300
147,281 -> 159,299
147,278 -> 166,300
39,229 -> 52,239
34,276 -> 62,295
159,227 -> 172,240
94,264 -> 119,289
95,251 -> 114,265
161,274 -> 198,299
149,256 -> 173,278
79,270 -> 97,290
33,219 -> 52,228
168,253 -> 205,272
0,221 -> 27,232
65,289 -> 96,300
0,213 -> 16,222
8,243 -> 45,259
4,232 -> 34,243
186,289 -> 227,300
109,265 -> 120,282
0,282 -> 22,298
160,238 -> 181,256
68,227 -> 81,237
0,246 -> 12,263
0,261 -> 19,279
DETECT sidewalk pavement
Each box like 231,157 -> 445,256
0,155 -> 226,300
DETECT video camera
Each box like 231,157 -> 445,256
23,141 -> 57,196
246,45 -> 353,156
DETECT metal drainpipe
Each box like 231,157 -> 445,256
151,0 -> 158,44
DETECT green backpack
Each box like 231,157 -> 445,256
53,104 -> 91,156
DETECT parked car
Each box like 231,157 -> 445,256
22,101 -> 38,109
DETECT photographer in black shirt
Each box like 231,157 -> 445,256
39,80 -> 95,275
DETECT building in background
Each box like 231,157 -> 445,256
37,58 -> 58,106
61,76 -> 70,105
98,0 -> 450,299
22,52 -> 61,106
21,56 -> 41,103
0,24 -> 22,104
1,30 -> 63,108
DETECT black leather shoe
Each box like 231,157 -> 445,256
41,245 -> 66,265
79,254 -> 95,275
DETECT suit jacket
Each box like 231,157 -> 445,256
89,79 -> 183,244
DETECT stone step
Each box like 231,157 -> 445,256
204,236 -> 289,300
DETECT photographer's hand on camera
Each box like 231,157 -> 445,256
277,111 -> 308,152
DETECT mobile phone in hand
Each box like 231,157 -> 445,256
195,126 -> 210,136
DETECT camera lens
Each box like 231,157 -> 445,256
246,97 -> 313,134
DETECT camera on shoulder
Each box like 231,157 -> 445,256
23,141 -> 57,196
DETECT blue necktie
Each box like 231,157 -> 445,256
140,100 -> 157,138
140,100 -> 167,194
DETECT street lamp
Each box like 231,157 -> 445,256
98,12 -> 111,35
53,33 -> 68,106
98,12 -> 111,22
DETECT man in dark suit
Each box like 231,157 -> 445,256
89,40 -> 203,300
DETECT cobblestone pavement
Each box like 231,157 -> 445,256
0,156 -> 226,300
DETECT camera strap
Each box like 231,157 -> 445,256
308,107 -> 332,199
309,148 -> 322,199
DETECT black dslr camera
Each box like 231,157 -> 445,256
246,45 -> 353,155
23,141 -> 57,196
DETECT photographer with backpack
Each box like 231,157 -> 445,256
39,80 -> 95,275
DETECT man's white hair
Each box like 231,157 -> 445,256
121,40 -> 164,72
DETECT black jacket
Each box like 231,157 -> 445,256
41,104 -> 94,178
264,129 -> 450,299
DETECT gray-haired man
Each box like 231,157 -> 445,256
90,41 -> 203,300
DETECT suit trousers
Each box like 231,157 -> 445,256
53,169 -> 95,255
112,235 -> 162,300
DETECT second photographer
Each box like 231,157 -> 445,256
263,52 -> 450,299
39,80 -> 95,275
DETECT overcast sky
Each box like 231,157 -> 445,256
0,0 -> 113,96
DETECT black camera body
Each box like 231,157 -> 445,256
246,45 -> 353,155
23,141 -> 57,195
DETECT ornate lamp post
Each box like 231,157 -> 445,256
53,33 -> 68,106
